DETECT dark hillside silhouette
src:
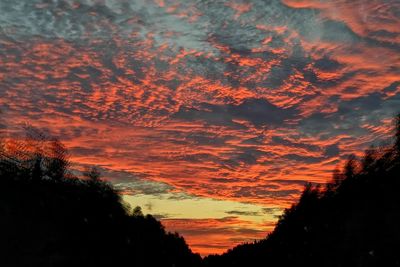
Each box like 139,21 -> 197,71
204,114 -> 400,267
0,127 -> 201,267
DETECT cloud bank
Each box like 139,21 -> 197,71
1,0 -> 399,255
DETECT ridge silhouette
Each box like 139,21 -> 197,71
1,114 -> 400,266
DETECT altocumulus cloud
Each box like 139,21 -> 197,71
0,0 -> 399,255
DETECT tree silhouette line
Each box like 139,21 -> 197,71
0,124 -> 202,267
1,114 -> 400,267
204,115 -> 400,267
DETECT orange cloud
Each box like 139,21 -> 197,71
1,0 -> 399,255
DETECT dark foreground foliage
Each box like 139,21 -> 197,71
2,115 -> 400,267
204,115 -> 400,267
0,129 -> 201,267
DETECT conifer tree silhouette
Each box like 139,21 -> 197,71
204,113 -> 400,267
0,123 -> 201,267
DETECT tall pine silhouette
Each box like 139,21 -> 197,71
204,114 -> 400,267
2,114 -> 400,267
0,126 -> 201,267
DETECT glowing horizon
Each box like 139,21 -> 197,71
1,0 -> 399,256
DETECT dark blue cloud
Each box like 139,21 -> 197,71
173,98 -> 297,127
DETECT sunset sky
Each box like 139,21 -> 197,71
1,0 -> 399,256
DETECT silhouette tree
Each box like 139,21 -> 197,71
326,165 -> 344,191
395,114 -> 400,153
83,166 -> 101,182
205,114 -> 400,267
3,112 -> 400,267
31,154 -> 43,181
0,125 -> 202,267
361,146 -> 377,173
133,206 -> 144,217
343,154 -> 358,180
46,138 -> 69,180
394,114 -> 400,166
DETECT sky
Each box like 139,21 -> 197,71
0,0 -> 399,256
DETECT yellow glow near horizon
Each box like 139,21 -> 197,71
123,193 -> 282,223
